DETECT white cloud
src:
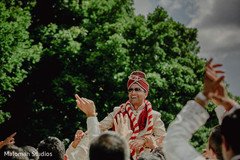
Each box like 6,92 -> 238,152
186,1 -> 215,27
155,0 -> 171,8
168,0 -> 182,11
187,1 -> 240,61
133,0 -> 155,16
199,26 -> 240,54
133,0 -> 240,97
186,0 -> 240,96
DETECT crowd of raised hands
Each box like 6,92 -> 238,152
1,58 -> 239,160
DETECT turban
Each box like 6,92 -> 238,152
127,71 -> 149,92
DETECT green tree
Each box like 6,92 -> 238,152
2,0 -> 238,152
0,1 -> 42,124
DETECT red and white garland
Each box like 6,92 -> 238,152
120,100 -> 154,160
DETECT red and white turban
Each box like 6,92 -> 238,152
127,71 -> 149,92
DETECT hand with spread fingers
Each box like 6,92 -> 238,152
75,94 -> 97,117
203,58 -> 225,99
204,58 -> 235,110
0,132 -> 16,149
72,130 -> 85,149
113,113 -> 131,139
196,58 -> 225,107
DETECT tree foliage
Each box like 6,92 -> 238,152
0,1 -> 42,124
1,0 -> 238,152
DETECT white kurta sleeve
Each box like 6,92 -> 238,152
66,117 -> 100,160
66,133 -> 89,160
215,102 -> 240,124
215,105 -> 226,124
163,100 -> 209,160
87,117 -> 101,141
65,142 -> 75,158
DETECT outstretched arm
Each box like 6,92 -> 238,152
66,95 -> 100,160
0,132 -> 16,149
75,94 -> 100,139
163,58 -> 225,160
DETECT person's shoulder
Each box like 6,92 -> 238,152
151,109 -> 161,114
151,109 -> 162,117
113,106 -> 121,111
113,103 -> 127,113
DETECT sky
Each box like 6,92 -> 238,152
133,0 -> 240,97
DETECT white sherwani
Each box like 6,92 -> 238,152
99,103 -> 166,139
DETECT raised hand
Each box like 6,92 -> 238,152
209,86 -> 235,111
204,59 -> 235,110
72,130 -> 85,148
0,132 -> 16,149
203,58 -> 225,99
113,113 -> 131,139
75,94 -> 97,117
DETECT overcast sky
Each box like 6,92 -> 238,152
133,0 -> 240,97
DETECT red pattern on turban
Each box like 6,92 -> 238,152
127,71 -> 149,92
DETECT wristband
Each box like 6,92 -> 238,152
226,100 -> 236,111
195,92 -> 208,106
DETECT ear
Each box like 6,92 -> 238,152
145,91 -> 148,98
209,148 -> 217,159
222,135 -> 230,151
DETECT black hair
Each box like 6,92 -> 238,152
208,125 -> 223,160
89,131 -> 129,160
37,136 -> 65,160
221,109 -> 240,155
22,145 -> 39,160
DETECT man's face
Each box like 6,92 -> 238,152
128,83 -> 148,107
